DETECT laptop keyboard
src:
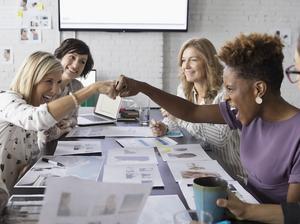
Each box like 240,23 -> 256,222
81,115 -> 108,122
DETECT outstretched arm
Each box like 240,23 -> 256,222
48,80 -> 117,122
116,75 -> 225,124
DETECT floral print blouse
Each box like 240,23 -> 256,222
0,90 -> 57,192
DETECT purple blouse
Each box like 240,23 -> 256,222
219,101 -> 300,203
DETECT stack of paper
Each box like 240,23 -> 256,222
4,194 -> 43,224
15,156 -> 104,188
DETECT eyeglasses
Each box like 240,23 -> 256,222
285,65 -> 300,83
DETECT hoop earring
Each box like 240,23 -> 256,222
255,96 -> 263,104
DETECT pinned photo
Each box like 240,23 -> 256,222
20,28 -> 41,43
0,47 -> 13,64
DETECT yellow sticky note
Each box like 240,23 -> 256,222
17,9 -> 23,17
36,2 -> 44,11
162,147 -> 172,153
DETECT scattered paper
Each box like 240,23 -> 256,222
106,148 -> 158,165
54,140 -> 102,156
227,180 -> 259,204
103,164 -> 164,187
116,136 -> 177,148
138,195 -> 186,224
179,179 -> 259,210
38,177 -> 152,224
15,156 -> 104,188
66,126 -> 154,138
157,144 -> 211,162
167,160 -> 234,184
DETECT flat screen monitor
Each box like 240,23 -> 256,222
58,0 -> 189,31
76,69 -> 96,87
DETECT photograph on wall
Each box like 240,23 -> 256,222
22,14 -> 51,29
19,0 -> 45,12
0,47 -> 13,64
19,28 -> 41,43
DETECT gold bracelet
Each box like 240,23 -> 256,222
69,92 -> 79,108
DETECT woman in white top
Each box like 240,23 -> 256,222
151,38 -> 246,179
0,51 -> 116,193
39,38 -> 95,148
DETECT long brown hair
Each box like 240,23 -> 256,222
178,38 -> 223,103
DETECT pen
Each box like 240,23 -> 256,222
42,158 -> 64,167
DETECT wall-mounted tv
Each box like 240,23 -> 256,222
58,0 -> 189,32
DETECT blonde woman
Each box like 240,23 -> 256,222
151,38 -> 246,179
39,38 -> 95,149
0,51 -> 116,193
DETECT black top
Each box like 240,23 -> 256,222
281,202 -> 300,224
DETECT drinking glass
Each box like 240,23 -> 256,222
173,209 -> 213,224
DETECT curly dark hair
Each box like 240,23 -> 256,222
218,33 -> 284,93
54,38 -> 94,78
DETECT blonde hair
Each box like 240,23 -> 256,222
178,38 -> 223,102
10,51 -> 63,104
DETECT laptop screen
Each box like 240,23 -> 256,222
94,94 -> 122,119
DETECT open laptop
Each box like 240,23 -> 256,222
78,94 -> 122,126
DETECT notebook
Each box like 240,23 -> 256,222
77,94 -> 122,126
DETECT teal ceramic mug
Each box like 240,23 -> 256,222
193,177 -> 228,222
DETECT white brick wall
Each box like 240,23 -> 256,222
1,0 -> 300,106
163,0 -> 300,107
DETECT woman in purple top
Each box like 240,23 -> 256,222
215,34 -> 300,224
115,33 -> 300,204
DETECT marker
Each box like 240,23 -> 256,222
42,158 -> 64,167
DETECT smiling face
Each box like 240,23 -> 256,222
181,47 -> 207,83
60,52 -> 88,80
223,67 -> 261,125
31,72 -> 62,106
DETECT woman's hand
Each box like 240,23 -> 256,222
160,108 -> 169,117
216,192 -> 249,220
150,119 -> 168,136
116,75 -> 140,97
95,80 -> 118,99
